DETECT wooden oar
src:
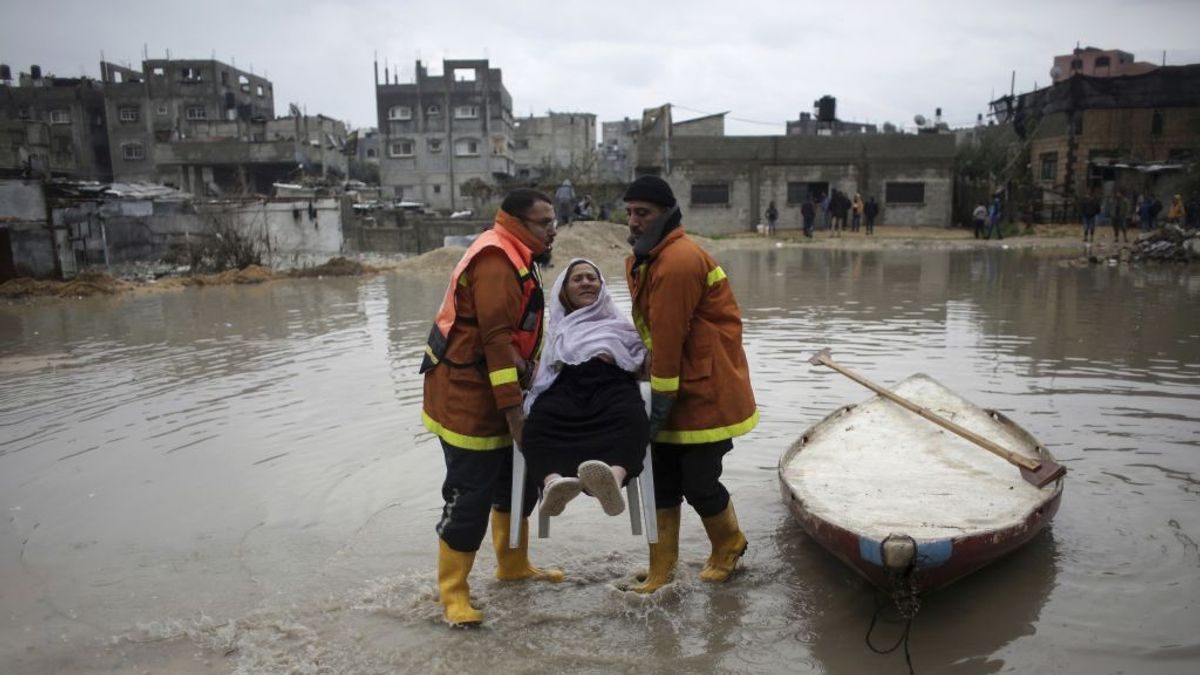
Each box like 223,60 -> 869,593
808,349 -> 1066,488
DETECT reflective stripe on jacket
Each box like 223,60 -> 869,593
626,227 -> 758,444
421,212 -> 545,450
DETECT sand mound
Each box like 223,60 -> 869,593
183,265 -> 276,286
289,257 -> 378,278
0,273 -> 130,299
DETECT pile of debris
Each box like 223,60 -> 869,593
1074,226 -> 1200,266
1129,226 -> 1200,262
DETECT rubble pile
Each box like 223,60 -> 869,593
1129,226 -> 1200,263
289,257 -> 377,278
0,273 -> 130,299
1074,226 -> 1200,267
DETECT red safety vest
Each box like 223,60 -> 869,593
419,227 -> 544,374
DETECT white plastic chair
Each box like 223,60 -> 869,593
509,382 -> 657,546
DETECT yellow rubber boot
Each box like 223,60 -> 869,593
699,500 -> 749,582
630,507 -> 681,594
437,538 -> 483,626
491,509 -> 565,582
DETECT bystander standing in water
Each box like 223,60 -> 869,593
864,196 -> 879,235
986,195 -> 1004,240
1113,190 -> 1131,243
851,192 -> 864,233
972,202 -> 988,239
765,200 -> 779,237
801,197 -> 816,238
1081,193 -> 1100,243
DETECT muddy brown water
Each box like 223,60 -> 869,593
1,245 -> 1198,674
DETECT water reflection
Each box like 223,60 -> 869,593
0,247 -> 1198,674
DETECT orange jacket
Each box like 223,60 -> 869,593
626,227 -> 758,444
422,211 -> 546,450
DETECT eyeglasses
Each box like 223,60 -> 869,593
522,217 -> 558,231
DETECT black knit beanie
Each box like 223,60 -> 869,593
623,175 -> 677,208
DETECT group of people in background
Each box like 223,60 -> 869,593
763,190 -> 879,238
972,195 -> 1006,240
1077,191 -> 1197,243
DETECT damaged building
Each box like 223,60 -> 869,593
634,104 -> 954,234
991,54 -> 1200,216
374,58 -> 515,211
512,111 -> 596,180
1,58 -> 348,194
1,64 -> 112,179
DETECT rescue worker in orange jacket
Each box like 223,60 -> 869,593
621,175 -> 758,593
420,189 -> 562,626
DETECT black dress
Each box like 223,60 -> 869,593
521,358 -> 649,483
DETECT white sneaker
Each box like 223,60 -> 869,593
578,460 -> 626,516
540,477 -> 582,517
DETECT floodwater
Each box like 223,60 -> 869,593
2,245 -> 1198,674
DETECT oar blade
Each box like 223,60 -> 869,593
1020,460 -> 1067,488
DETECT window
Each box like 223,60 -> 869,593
118,106 -> 140,122
388,105 -> 412,121
49,109 -> 71,124
1072,113 -> 1084,135
221,71 -> 229,86
1095,56 -> 1111,68
121,142 -> 145,160
389,140 -> 414,157
433,184 -> 442,194
515,139 -> 530,150
454,105 -> 479,119
691,183 -> 729,205
239,74 -> 250,93
1040,153 -> 1057,181
786,181 -> 829,204
256,84 -> 265,98
428,138 -> 443,153
1070,58 -> 1083,70
180,67 -> 202,81
885,182 -> 925,204
151,66 -> 165,77
1151,110 -> 1164,135
365,148 -> 377,158
426,105 -> 441,117
156,103 -> 169,116
454,138 -> 479,156
186,106 -> 207,120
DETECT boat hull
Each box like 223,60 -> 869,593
778,385 -> 1064,595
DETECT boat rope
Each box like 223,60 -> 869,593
864,548 -> 920,674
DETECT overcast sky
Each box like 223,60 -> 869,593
5,0 -> 1199,136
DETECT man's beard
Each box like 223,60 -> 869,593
626,231 -> 638,246
533,248 -> 553,267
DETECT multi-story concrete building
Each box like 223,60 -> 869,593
991,63 -> 1200,212
635,104 -> 954,233
601,117 -> 639,182
1051,46 -> 1158,83
374,59 -> 514,211
0,64 -> 112,179
512,111 -> 596,180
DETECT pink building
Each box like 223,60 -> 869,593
1052,47 -> 1158,81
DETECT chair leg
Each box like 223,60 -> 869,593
639,444 -> 658,544
627,479 -> 643,536
509,443 -> 526,549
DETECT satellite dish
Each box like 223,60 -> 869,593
914,114 -> 927,127
1050,65 -> 1063,80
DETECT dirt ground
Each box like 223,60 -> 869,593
0,222 -> 1092,303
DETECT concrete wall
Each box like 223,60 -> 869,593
197,198 -> 345,267
344,214 -> 486,255
0,178 -> 47,220
641,134 -> 955,233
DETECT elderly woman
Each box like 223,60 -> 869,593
521,258 -> 649,517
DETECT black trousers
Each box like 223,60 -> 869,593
436,440 -> 538,552
651,439 -> 733,518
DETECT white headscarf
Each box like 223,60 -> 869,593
524,258 -> 646,413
